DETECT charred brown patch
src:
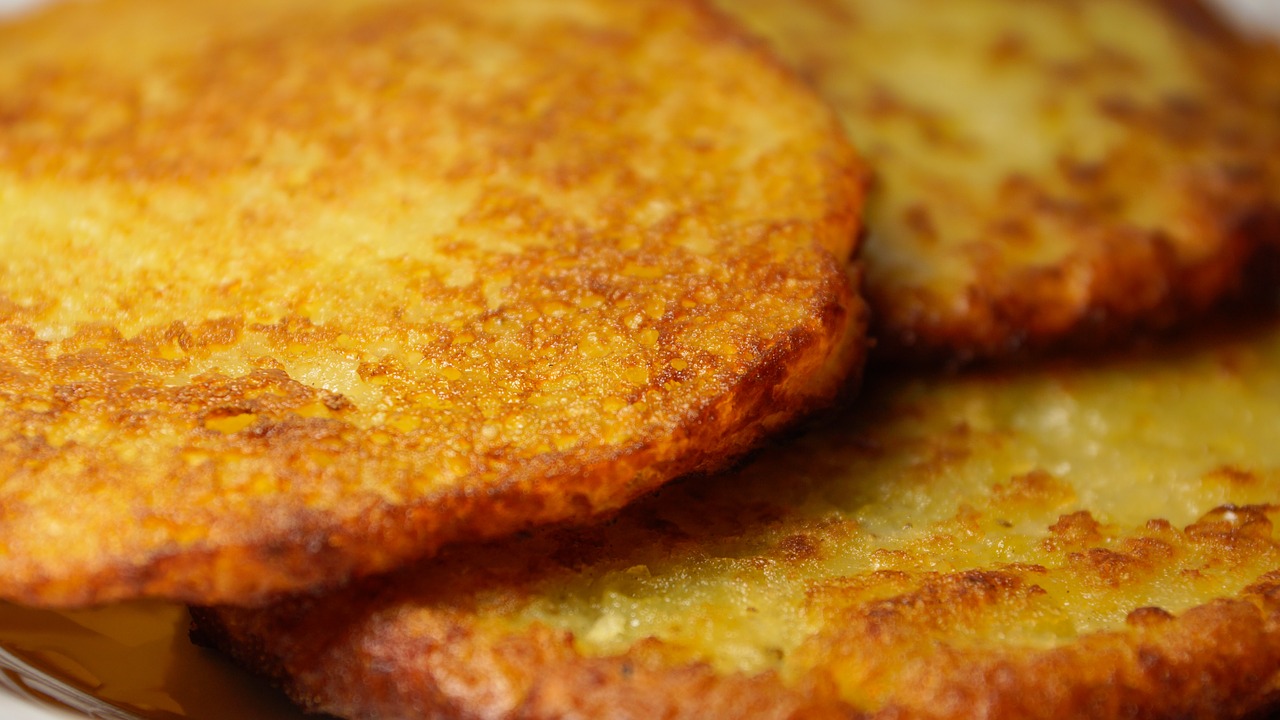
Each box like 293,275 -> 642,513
1206,465 -> 1261,487
1068,548 -> 1150,589
991,469 -> 1074,507
1043,511 -> 1105,552
777,533 -> 823,563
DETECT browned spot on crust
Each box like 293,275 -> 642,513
835,570 -> 1038,643
991,469 -> 1074,507
775,533 -> 822,563
1188,505 -> 1277,544
1068,545 -> 1167,589
1043,510 -> 1105,551
1208,465 -> 1262,487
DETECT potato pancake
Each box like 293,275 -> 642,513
717,0 -> 1278,362
0,0 -> 867,606
197,313 -> 1280,720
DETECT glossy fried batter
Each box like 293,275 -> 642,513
197,315 -> 1280,720
718,0 -> 1279,362
0,0 -> 867,607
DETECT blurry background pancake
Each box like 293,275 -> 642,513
1252,38 -> 1280,251
0,0 -> 867,607
717,0 -> 1279,363
195,309 -> 1280,720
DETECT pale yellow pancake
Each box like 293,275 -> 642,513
0,0 -> 867,606
198,312 -> 1280,719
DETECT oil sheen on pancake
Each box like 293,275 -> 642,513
718,0 -> 1278,362
197,314 -> 1280,720
0,0 -> 868,607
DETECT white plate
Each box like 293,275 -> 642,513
0,0 -> 1275,717
0,0 -> 43,17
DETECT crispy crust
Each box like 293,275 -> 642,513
195,316 -> 1280,720
190,605 -> 863,720
0,0 -> 868,606
193,577 -> 1280,720
718,0 -> 1280,363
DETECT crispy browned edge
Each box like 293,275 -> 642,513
9,284 -> 868,609
190,601 -> 857,720
871,213 -> 1263,367
858,0 -> 1280,366
28,280 -> 868,608
0,0 -> 869,608
190,568 -> 1280,720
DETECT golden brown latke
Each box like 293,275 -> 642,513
717,0 -> 1279,362
0,0 -> 868,607
196,314 -> 1280,720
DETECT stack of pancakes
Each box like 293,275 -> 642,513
0,0 -> 1278,718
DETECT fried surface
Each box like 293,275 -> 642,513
197,315 -> 1280,720
718,0 -> 1279,362
0,0 -> 867,606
